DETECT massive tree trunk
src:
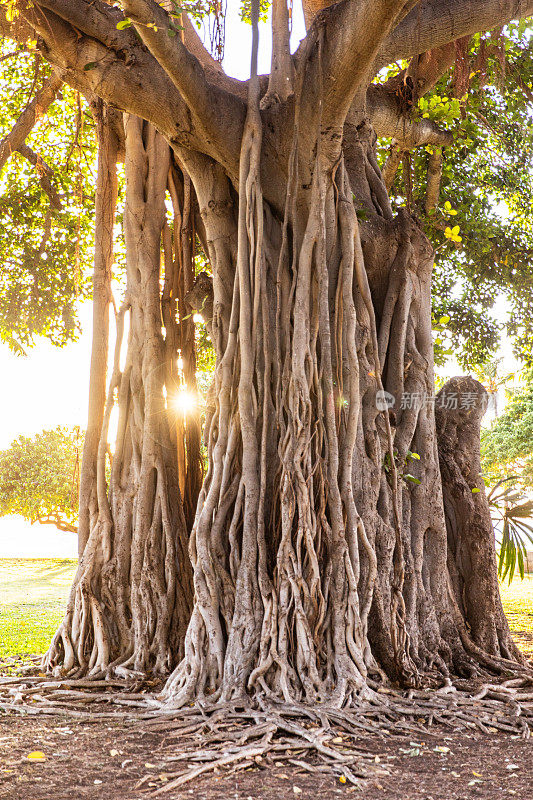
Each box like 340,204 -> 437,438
28,0 -> 527,699
164,143 -> 524,707
162,48 -> 524,707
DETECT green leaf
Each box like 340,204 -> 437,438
83,62 -> 98,71
116,19 -> 132,29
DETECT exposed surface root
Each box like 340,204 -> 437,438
1,675 -> 532,792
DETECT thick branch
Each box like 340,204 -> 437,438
425,146 -> 443,212
35,516 -> 78,533
301,0 -> 339,28
366,43 -> 456,142
320,0 -> 410,121
380,0 -> 533,68
367,85 -> 453,145
0,72 -> 62,172
21,1 -> 243,176
262,0 -> 294,106
120,0 -> 245,169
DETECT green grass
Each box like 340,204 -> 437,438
499,574 -> 533,657
0,558 -> 78,664
0,559 -> 531,667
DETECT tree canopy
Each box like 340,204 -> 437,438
482,368 -> 533,488
2,4 -> 533,368
0,48 -> 100,351
0,426 -> 82,532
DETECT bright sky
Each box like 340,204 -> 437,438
0,4 -> 520,555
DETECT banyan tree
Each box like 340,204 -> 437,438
2,0 -> 532,712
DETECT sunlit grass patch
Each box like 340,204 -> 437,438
0,559 -> 77,667
499,574 -> 533,658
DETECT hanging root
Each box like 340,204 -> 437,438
43,120 -> 194,679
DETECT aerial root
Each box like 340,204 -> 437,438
0,673 -> 532,792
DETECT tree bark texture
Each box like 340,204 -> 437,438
436,377 -> 522,664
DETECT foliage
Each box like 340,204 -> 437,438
381,22 -> 533,369
0,427 -> 83,532
481,367 -> 533,488
0,47 -> 96,352
471,357 -> 514,416
487,478 -> 533,583
482,369 -> 533,583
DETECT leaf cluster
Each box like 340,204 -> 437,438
0,49 -> 96,352
381,23 -> 533,369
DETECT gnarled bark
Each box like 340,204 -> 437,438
436,377 -> 523,664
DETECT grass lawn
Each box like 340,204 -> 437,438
499,573 -> 533,658
0,558 -> 77,667
0,559 -> 532,665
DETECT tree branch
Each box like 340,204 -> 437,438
425,145 -> 443,212
317,0 -> 412,122
0,72 -> 62,172
16,143 -> 62,208
21,1 -> 244,176
367,84 -> 453,145
120,0 -> 245,168
379,0 -> 533,68
35,515 -> 78,533
261,0 -> 294,107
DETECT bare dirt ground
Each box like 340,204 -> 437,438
0,711 -> 531,800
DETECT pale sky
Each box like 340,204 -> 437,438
0,3 -> 520,556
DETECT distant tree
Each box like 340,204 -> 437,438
0,426 -> 82,532
482,368 -> 533,488
481,371 -> 533,581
